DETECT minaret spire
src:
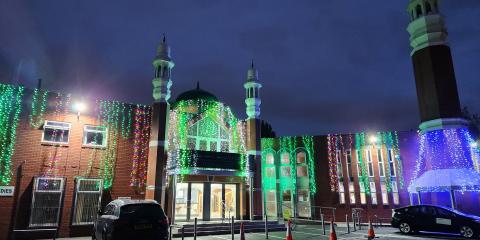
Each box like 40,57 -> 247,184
152,35 -> 175,102
244,61 -> 262,119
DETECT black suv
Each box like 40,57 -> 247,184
391,205 -> 480,239
92,199 -> 169,240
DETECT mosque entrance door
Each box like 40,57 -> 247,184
175,182 -> 239,221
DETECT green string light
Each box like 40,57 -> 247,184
29,88 -> 48,129
302,136 -> 317,194
0,84 -> 24,185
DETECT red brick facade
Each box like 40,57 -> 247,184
0,100 -> 144,240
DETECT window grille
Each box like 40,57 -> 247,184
29,177 -> 65,227
83,125 -> 107,147
42,121 -> 71,144
72,178 -> 103,225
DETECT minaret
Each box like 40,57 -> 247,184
406,1 -> 480,208
407,0 -> 465,131
146,36 -> 174,208
244,61 -> 263,220
152,35 -> 175,103
244,61 -> 262,119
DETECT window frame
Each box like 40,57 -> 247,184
72,178 -> 103,225
41,120 -> 71,145
366,150 -> 374,177
369,181 -> 377,205
346,150 -> 353,180
82,125 -> 108,148
377,149 -> 385,177
388,149 -> 397,177
29,177 -> 65,227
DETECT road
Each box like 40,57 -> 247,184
54,225 -> 466,240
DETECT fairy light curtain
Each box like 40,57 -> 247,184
0,84 -> 24,185
42,93 -> 71,177
328,132 -> 403,194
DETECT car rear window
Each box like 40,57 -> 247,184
120,204 -> 166,219
405,207 -> 418,213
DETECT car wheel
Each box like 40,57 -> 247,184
399,222 -> 413,234
460,226 -> 475,239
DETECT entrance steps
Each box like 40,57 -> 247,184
172,220 -> 286,237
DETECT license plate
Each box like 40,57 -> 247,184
135,224 -> 152,230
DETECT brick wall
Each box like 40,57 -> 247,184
0,108 -> 144,240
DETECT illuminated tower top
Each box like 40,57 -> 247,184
152,35 -> 175,103
407,0 -> 462,128
244,61 -> 262,119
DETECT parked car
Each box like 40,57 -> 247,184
391,204 -> 480,239
92,198 -> 169,240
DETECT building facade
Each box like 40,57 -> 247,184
0,1 -> 479,239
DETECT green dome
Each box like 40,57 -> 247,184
174,82 -> 218,103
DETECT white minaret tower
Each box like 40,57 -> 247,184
152,35 -> 175,103
244,61 -> 262,119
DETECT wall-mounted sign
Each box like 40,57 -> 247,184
0,186 -> 14,197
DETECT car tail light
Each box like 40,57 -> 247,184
158,218 -> 169,225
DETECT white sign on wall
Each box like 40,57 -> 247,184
0,186 -> 14,197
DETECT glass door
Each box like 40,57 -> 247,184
224,184 -> 237,219
175,183 -> 189,221
190,183 -> 204,219
210,184 -> 223,219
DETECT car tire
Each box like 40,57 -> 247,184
460,226 -> 475,239
399,222 -> 413,234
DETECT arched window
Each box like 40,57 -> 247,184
416,4 -> 423,17
187,116 -> 230,152
281,152 -> 290,164
425,2 -> 432,14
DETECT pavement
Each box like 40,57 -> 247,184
54,225 -> 466,240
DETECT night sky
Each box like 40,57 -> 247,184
1,0 -> 479,136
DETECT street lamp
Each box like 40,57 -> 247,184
369,135 -> 378,144
73,102 -> 86,119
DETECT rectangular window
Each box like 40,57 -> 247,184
72,178 -> 103,225
281,153 -> 290,164
187,138 -> 196,149
392,181 -> 400,205
366,150 -> 374,177
297,166 -> 308,177
266,167 -> 276,178
338,183 -> 345,204
388,149 -> 397,177
199,140 -> 207,151
266,190 -> 277,217
370,182 -> 377,205
220,141 -> 229,152
346,150 -> 353,179
29,177 -> 65,227
266,154 -> 275,165
42,121 -> 71,144
209,141 -> 217,152
349,182 -> 356,204
83,125 -> 107,147
381,182 -> 388,205
359,182 -> 367,204
336,150 -> 343,178
377,149 -> 385,177
281,166 -> 291,177
296,152 -> 306,164
282,190 -> 292,202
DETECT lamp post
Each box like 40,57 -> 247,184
73,102 -> 86,120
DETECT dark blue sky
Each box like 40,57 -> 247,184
1,0 -> 479,136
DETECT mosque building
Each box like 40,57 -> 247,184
0,0 -> 479,239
